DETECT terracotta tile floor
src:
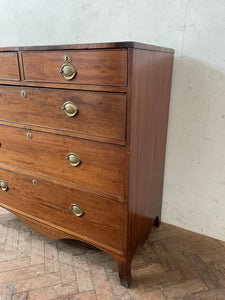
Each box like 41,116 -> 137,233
0,207 -> 225,299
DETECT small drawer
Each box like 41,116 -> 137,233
0,168 -> 124,250
0,52 -> 20,81
0,126 -> 125,198
0,86 -> 126,142
22,49 -> 127,86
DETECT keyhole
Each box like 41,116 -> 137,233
64,55 -> 71,63
21,90 -> 27,98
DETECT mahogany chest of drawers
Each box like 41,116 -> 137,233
0,42 -> 174,287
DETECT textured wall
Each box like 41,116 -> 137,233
0,0 -> 225,241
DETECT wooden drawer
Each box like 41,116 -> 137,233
0,86 -> 126,142
0,126 -> 125,198
0,167 -> 124,250
22,50 -> 127,86
0,52 -> 20,81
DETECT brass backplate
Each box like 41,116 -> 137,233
70,204 -> 84,217
59,63 -> 76,80
62,101 -> 78,117
0,180 -> 8,191
66,153 -> 81,167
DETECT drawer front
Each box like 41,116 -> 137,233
0,86 -> 126,142
0,126 -> 125,197
0,52 -> 20,80
22,50 -> 127,86
0,168 -> 124,250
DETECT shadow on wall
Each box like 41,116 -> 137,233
163,55 -> 225,240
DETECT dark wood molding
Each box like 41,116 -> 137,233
0,41 -> 174,53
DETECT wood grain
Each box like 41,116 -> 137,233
0,85 -> 126,143
0,52 -> 20,81
0,79 -> 127,93
127,49 -> 174,249
0,167 -> 124,250
22,50 -> 127,86
0,126 -> 125,198
119,48 -> 174,285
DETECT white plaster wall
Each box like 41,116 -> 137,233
0,0 -> 225,241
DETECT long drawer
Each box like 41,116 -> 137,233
0,86 -> 126,142
0,52 -> 20,81
0,167 -> 124,250
22,50 -> 127,86
0,126 -> 125,198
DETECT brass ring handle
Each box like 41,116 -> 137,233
66,153 -> 81,167
62,101 -> 78,117
0,180 -> 8,191
70,204 -> 84,217
60,63 -> 76,80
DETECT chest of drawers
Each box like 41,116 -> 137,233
0,42 -> 174,287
